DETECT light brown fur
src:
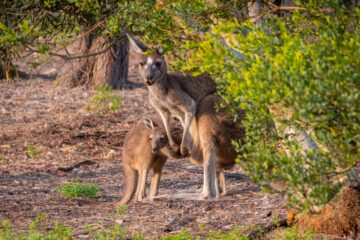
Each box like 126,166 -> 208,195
128,35 -> 245,200
119,116 -> 182,205
129,36 -> 216,156
187,94 -> 246,198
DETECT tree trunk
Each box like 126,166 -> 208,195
58,34 -> 129,88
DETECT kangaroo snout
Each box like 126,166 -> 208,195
145,75 -> 154,86
152,147 -> 159,153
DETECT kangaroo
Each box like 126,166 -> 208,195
119,116 -> 182,205
127,36 -> 245,200
128,35 -> 216,156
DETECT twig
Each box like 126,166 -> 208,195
24,44 -> 113,60
57,159 -> 96,172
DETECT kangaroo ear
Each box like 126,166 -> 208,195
143,118 -> 155,131
127,34 -> 148,54
156,48 -> 164,55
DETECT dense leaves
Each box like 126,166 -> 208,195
181,2 -> 360,210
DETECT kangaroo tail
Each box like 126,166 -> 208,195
119,164 -> 137,205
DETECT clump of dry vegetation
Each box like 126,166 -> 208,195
294,185 -> 360,238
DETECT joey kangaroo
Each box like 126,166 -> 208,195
128,35 -> 245,200
119,116 -> 182,205
128,35 -> 216,156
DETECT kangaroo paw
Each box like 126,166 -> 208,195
180,144 -> 189,157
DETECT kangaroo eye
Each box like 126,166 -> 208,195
155,62 -> 162,67
140,62 -> 146,66
160,136 -> 167,142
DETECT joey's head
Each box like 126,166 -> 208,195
143,118 -> 168,153
127,35 -> 167,86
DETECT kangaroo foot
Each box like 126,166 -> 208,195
180,144 -> 189,157
170,143 -> 180,155
153,191 -> 218,201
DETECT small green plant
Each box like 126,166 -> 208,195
274,226 -> 315,240
0,154 -> 6,163
86,84 -> 121,113
207,227 -> 249,240
59,181 -> 100,199
0,219 -> 73,240
198,223 -> 205,231
115,205 -> 128,215
86,224 -> 127,240
161,228 -> 193,240
26,143 -> 41,158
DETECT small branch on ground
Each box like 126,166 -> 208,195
57,159 -> 96,172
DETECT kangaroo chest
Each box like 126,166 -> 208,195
148,90 -> 184,120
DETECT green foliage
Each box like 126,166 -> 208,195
115,205 -> 128,215
160,228 -> 193,240
206,228 -> 249,240
0,218 -> 73,240
85,84 -> 121,113
181,4 -> 360,210
86,224 -> 127,240
0,153 -> 6,163
58,181 -> 100,198
26,143 -> 41,158
160,227 -> 250,240
274,226 -> 315,240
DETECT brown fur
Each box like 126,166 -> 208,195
130,38 -> 215,156
187,94 -> 246,198
128,35 -> 246,199
119,116 -> 182,205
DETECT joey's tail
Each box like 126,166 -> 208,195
119,164 -> 137,205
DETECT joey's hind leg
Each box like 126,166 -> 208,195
217,169 -> 227,196
135,169 -> 148,201
148,159 -> 166,199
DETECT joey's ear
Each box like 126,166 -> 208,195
143,118 -> 155,131
127,34 -> 148,54
156,48 -> 164,55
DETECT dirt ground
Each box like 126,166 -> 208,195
0,62 -> 288,238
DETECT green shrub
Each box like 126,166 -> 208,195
58,181 -> 100,198
86,84 -> 121,113
181,3 -> 360,211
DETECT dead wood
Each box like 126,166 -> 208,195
57,159 -> 96,172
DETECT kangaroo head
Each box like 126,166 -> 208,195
143,118 -> 168,153
128,35 -> 167,86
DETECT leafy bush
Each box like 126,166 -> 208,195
181,2 -> 360,210
85,84 -> 121,113
58,181 -> 100,198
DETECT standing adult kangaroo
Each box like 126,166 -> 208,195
129,35 -> 246,199
128,35 -> 216,156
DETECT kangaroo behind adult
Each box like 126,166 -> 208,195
128,35 -> 216,156
128,35 -> 246,200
